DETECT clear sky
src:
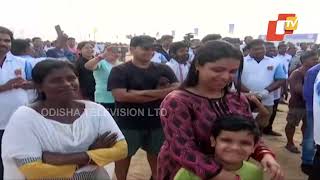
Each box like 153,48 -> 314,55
1,0 -> 319,43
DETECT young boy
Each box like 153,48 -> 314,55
174,115 -> 263,180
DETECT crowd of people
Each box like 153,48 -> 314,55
0,24 -> 320,180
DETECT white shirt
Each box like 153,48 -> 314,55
19,55 -> 47,102
166,59 -> 190,82
188,48 -> 195,62
240,44 -> 247,52
19,55 -> 46,68
241,56 -> 285,106
2,100 -> 124,179
0,54 -> 29,129
151,52 -> 167,64
272,54 -> 291,100
275,53 -> 292,74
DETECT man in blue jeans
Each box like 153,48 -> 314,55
303,63 -> 320,175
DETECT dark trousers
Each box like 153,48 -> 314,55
309,145 -> 320,180
0,130 -> 4,179
264,99 -> 280,132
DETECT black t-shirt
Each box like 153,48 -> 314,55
75,56 -> 96,101
108,61 -> 178,129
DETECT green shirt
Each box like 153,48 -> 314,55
93,60 -> 116,103
174,161 -> 263,180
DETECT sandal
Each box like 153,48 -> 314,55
285,145 -> 301,154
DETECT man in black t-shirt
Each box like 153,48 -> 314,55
108,35 -> 179,180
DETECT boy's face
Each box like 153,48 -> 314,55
210,130 -> 255,166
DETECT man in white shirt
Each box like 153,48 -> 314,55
263,42 -> 283,136
151,35 -> 173,64
275,42 -> 292,73
0,26 -> 31,178
166,41 -> 190,82
275,42 -> 292,103
11,39 -> 47,68
241,39 -> 287,129
11,39 -> 49,102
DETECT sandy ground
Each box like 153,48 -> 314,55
105,104 -> 308,180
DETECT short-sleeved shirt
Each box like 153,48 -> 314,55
269,54 -> 288,100
289,68 -> 306,108
174,161 -> 263,180
19,55 -> 47,102
75,56 -> 96,101
107,61 -> 178,129
151,52 -> 168,64
2,100 -> 124,179
275,54 -> 292,74
19,55 -> 47,69
93,60 -> 116,103
0,54 -> 30,129
241,56 -> 287,106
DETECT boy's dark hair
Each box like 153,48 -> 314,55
300,50 -> 318,64
222,37 -> 241,44
211,115 -> 261,144
130,35 -> 155,48
201,34 -> 222,43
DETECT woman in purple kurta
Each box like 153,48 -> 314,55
157,40 -> 284,180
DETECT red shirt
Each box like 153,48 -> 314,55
157,89 -> 274,180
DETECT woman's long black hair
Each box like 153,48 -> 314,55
182,40 -> 244,95
32,59 -> 78,101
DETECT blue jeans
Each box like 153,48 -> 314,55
302,110 -> 316,165
309,145 -> 320,180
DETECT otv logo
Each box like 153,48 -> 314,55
266,14 -> 298,41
